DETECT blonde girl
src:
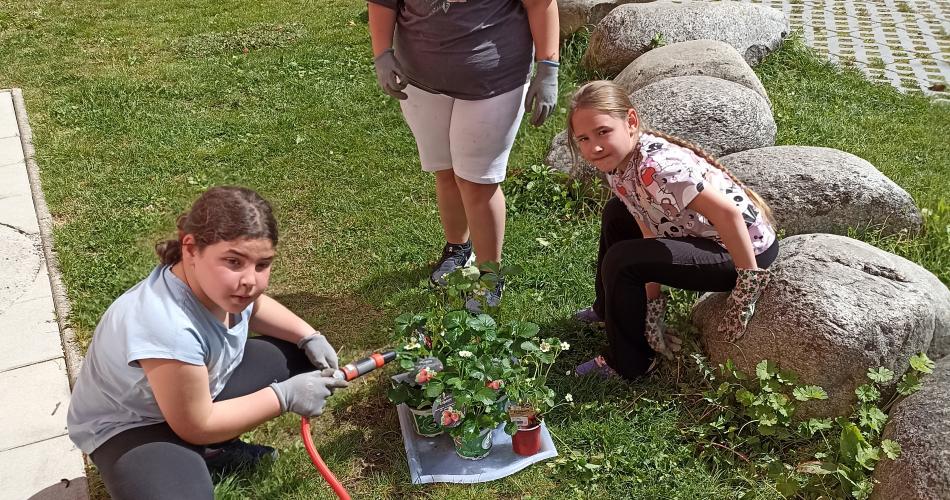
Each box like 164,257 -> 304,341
67,187 -> 347,499
568,81 -> 777,379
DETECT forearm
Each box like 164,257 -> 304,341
250,294 -> 316,344
186,389 -> 282,445
368,2 -> 397,57
524,0 -> 559,61
716,214 -> 758,270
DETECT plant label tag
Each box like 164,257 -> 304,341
431,393 -> 459,427
507,405 -> 536,427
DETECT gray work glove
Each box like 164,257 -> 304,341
298,333 -> 339,371
373,48 -> 408,100
644,294 -> 682,360
270,370 -> 349,417
719,268 -> 772,342
524,61 -> 558,126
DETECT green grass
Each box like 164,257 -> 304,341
1,1 -> 948,498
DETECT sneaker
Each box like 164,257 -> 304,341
575,355 -> 620,379
573,307 -> 604,328
203,439 -> 278,475
430,241 -> 474,286
464,275 -> 505,314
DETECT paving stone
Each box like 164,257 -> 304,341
0,435 -> 87,500
0,161 -> 40,234
0,266 -> 62,372
0,359 -> 71,451
0,91 -> 18,140
0,135 -> 24,167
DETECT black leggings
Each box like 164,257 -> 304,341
592,197 -> 778,379
90,337 -> 313,500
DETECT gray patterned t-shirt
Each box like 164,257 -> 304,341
607,133 -> 777,254
368,0 -> 534,100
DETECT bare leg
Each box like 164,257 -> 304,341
434,169 -> 470,244
455,175 -> 505,265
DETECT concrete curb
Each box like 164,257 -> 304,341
11,89 -> 84,389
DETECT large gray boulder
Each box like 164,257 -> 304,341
584,1 -> 788,75
871,356 -> 950,500
545,130 -> 602,187
719,146 -> 923,237
557,0 -> 650,39
631,76 -> 775,157
614,39 -> 770,105
692,234 -> 950,417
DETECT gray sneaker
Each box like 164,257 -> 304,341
430,241 -> 474,286
465,275 -> 505,314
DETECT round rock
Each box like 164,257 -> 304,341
557,0 -> 650,39
719,146 -> 922,237
614,39 -> 770,106
631,75 -> 776,157
583,1 -> 788,75
692,233 -> 950,417
544,130 -> 603,187
871,356 -> 950,500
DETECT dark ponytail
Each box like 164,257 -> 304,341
155,187 -> 278,266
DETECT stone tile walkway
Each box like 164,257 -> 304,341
0,89 -> 87,500
751,0 -> 950,98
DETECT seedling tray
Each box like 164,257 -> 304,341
395,404 -> 558,484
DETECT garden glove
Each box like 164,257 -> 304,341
373,48 -> 408,100
719,268 -> 772,342
270,371 -> 349,417
298,333 -> 339,371
644,294 -> 682,360
524,61 -> 558,127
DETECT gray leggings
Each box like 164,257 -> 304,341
90,337 -> 312,500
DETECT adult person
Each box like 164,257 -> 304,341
367,0 -> 560,307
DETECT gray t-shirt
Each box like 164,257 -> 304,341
369,0 -> 534,100
67,265 -> 252,454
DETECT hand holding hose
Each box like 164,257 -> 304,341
271,371 -> 348,417
298,332 -> 339,371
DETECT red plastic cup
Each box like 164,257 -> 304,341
511,423 -> 542,456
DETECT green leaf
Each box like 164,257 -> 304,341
756,360 -> 777,380
424,380 -> 444,398
881,439 -> 901,459
855,444 -> 881,470
735,388 -> 755,406
867,366 -> 895,383
793,385 -> 828,401
852,478 -> 873,500
858,405 -> 887,432
775,474 -> 800,497
910,352 -> 934,374
474,387 -> 497,406
795,461 -> 836,475
800,418 -> 833,436
839,422 -> 867,465
855,384 -> 881,403
897,372 -> 922,395
520,341 -> 540,352
466,314 -> 496,332
510,321 -> 540,338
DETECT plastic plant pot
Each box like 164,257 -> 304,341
452,427 -> 494,460
511,422 -> 542,456
409,405 -> 443,437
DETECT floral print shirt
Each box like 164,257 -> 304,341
606,133 -> 776,255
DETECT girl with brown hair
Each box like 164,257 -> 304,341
567,81 -> 778,379
67,186 -> 347,499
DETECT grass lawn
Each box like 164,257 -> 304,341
1,0 -> 947,498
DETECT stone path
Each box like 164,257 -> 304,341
0,89 -> 87,500
751,0 -> 950,97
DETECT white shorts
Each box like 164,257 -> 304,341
399,83 -> 528,185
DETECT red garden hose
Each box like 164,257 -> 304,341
301,417 -> 351,500
298,351 -> 396,499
